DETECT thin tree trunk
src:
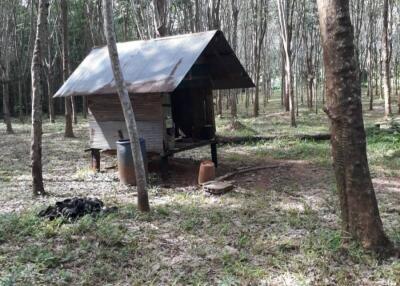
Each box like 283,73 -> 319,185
17,81 -> 23,121
43,0 -> 55,124
317,0 -> 392,253
277,0 -> 295,127
31,0 -> 49,196
72,96 -> 77,124
217,91 -> 222,116
153,0 -> 168,37
47,73 -> 55,123
230,0 -> 239,121
61,0 -> 75,137
382,0 -> 391,117
382,0 -> 392,117
103,0 -> 150,212
2,74 -> 14,134
396,59 -> 400,114
83,96 -> 87,119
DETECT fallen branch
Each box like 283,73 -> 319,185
217,133 -> 331,144
214,164 -> 290,182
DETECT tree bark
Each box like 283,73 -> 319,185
382,0 -> 391,117
103,0 -> 150,212
1,15 -> 14,134
317,0 -> 392,253
277,0 -> 296,127
153,0 -> 168,37
47,69 -> 55,123
61,0 -> 75,137
2,69 -> 14,134
230,0 -> 239,120
31,0 -> 49,196
253,0 -> 267,118
43,3 -> 55,124
396,58 -> 400,114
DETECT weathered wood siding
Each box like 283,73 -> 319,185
88,94 -> 164,153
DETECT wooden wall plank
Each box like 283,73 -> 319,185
87,93 -> 164,152
88,93 -> 163,122
89,120 -> 163,152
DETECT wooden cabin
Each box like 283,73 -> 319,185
54,30 -> 254,169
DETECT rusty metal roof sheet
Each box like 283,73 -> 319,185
54,30 -> 254,97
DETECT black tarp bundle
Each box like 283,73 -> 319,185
38,197 -> 117,220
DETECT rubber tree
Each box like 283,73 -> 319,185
317,0 -> 393,253
0,5 -> 14,134
31,0 -> 49,196
276,0 -> 296,127
230,0 -> 239,121
61,0 -> 75,137
103,0 -> 150,212
153,0 -> 169,37
382,0 -> 392,117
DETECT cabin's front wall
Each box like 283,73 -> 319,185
88,93 -> 164,153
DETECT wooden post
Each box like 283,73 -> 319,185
160,155 -> 169,180
211,142 -> 218,167
91,148 -> 101,172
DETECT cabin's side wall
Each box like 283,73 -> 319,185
88,93 -> 164,153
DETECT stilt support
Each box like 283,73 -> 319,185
211,143 -> 218,167
91,148 -> 101,172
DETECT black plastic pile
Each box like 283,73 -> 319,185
38,197 -> 117,220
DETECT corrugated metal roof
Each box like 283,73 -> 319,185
54,30 -> 254,97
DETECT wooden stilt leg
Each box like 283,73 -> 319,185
91,148 -> 101,172
161,155 -> 169,180
211,143 -> 218,167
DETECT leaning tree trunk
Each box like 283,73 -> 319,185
103,0 -> 150,212
317,0 -> 392,253
61,0 -> 75,137
31,0 -> 49,196
382,0 -> 391,117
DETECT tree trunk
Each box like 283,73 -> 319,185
72,97 -> 77,124
83,96 -> 88,119
61,0 -> 75,137
375,49 -> 379,101
47,73 -> 55,123
277,0 -> 295,127
153,0 -> 168,37
382,0 -> 391,117
103,0 -> 150,212
17,81 -> 23,122
217,91 -> 222,116
396,59 -> 400,114
230,0 -> 239,120
317,0 -> 392,253
2,73 -> 14,134
31,0 -> 49,196
286,55 -> 296,127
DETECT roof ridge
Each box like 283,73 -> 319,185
91,30 -> 218,50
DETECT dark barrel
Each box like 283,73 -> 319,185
116,138 -> 148,185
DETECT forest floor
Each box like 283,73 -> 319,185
0,96 -> 400,285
